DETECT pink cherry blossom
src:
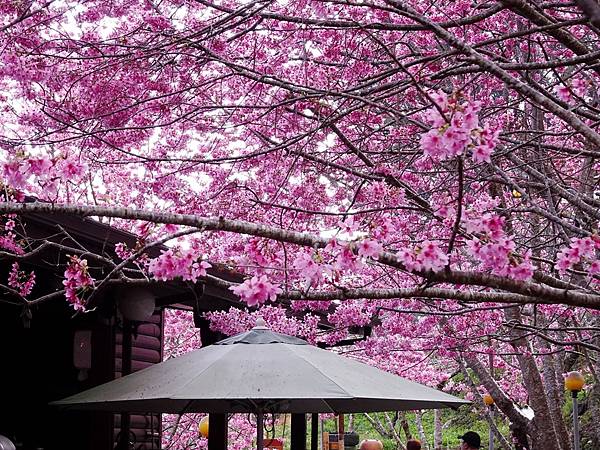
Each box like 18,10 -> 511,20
421,92 -> 500,163
2,161 -> 26,187
555,85 -> 571,102
8,262 -> 35,296
293,251 -> 323,286
229,275 -> 282,306
357,238 -> 383,259
63,256 -> 95,310
148,248 -> 212,283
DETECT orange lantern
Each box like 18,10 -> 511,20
565,371 -> 585,392
198,416 -> 209,438
359,440 -> 383,450
483,394 -> 494,406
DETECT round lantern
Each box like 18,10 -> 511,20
565,371 -> 585,392
483,393 -> 494,406
117,287 -> 156,322
198,416 -> 209,438
359,440 -> 383,450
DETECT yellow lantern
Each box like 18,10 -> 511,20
565,371 -> 585,392
483,394 -> 494,406
198,416 -> 209,438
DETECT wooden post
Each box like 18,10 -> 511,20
291,413 -> 307,450
208,414 -> 228,450
311,414 -> 318,450
116,320 -> 133,450
337,414 -> 344,450
257,413 -> 264,450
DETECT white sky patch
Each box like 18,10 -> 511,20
283,59 -> 303,70
229,169 -> 252,182
228,139 -> 247,152
288,175 -> 302,186
95,17 -> 121,39
182,173 -> 213,193
170,5 -> 189,31
318,175 -> 339,199
92,173 -> 107,194
136,166 -> 147,179
317,133 -> 337,151
304,40 -> 323,58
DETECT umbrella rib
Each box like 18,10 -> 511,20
171,344 -> 239,399
321,399 -> 338,414
285,345 -> 352,399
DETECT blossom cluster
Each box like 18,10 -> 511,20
554,77 -> 587,103
7,262 -> 35,296
0,216 -> 23,254
465,213 -> 534,280
396,240 -> 449,272
2,155 -> 86,190
63,256 -> 95,311
114,242 -> 134,260
229,275 -> 282,306
420,92 -> 500,163
148,248 -> 212,283
555,236 -> 600,277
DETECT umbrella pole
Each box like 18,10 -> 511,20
257,412 -> 264,450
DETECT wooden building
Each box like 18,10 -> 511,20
0,210 -> 241,450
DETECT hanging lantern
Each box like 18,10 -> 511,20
483,394 -> 494,406
198,416 -> 209,438
565,371 -> 585,392
117,287 -> 156,322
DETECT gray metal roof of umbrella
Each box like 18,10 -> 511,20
52,319 -> 468,414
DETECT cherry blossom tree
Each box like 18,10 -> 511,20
2,0 -> 600,448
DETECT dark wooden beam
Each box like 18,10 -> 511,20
208,414 -> 227,450
291,413 -> 307,450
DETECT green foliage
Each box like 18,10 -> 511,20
320,411 -> 508,450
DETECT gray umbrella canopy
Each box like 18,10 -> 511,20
53,322 -> 468,414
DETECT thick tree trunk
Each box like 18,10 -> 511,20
505,309 -> 561,450
463,355 -> 529,431
538,337 -> 571,450
589,380 -> 600,448
588,317 -> 600,447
